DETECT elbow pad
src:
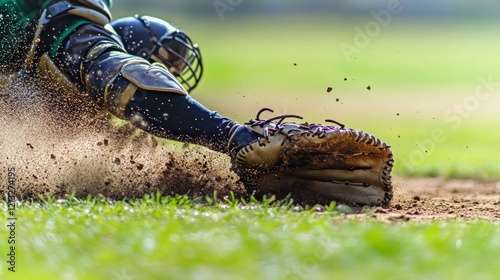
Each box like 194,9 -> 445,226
43,0 -> 112,25
84,48 -> 187,119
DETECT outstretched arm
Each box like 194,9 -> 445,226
26,0 -> 242,152
4,0 -> 395,205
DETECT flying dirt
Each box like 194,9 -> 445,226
0,74 -> 244,200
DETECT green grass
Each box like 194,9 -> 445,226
1,196 -> 499,280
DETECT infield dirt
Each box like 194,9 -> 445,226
366,177 -> 500,221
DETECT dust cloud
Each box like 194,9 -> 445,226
0,74 -> 244,201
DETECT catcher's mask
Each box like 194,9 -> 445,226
111,15 -> 203,92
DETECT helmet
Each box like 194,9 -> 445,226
111,15 -> 203,92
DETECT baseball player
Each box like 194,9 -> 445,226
0,0 -> 394,205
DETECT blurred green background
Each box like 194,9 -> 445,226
113,0 -> 500,179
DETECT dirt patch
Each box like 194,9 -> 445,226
366,177 -> 500,221
0,74 -> 245,200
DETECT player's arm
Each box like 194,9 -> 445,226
22,0 -> 240,151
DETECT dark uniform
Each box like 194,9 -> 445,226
0,0 -> 257,153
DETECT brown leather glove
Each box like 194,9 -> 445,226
229,108 -> 394,206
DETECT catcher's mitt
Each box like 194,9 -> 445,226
229,108 -> 394,206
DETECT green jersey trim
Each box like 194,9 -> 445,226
48,19 -> 93,59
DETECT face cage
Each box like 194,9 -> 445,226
153,32 -> 203,93
136,15 -> 203,93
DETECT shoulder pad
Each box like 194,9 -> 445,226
75,0 -> 112,17
43,0 -> 111,26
